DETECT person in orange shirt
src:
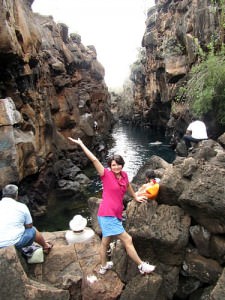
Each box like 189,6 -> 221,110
136,169 -> 160,201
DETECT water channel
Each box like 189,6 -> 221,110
35,122 -> 176,231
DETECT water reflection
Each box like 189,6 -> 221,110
35,122 -> 175,231
107,122 -> 175,181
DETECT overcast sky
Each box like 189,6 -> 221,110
32,0 -> 155,89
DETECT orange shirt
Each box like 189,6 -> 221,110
136,180 -> 159,200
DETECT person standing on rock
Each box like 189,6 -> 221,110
0,184 -> 53,253
68,137 -> 155,275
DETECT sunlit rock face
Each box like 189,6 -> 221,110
0,233 -> 124,300
0,98 -> 37,187
131,0 -> 222,129
0,0 -> 113,194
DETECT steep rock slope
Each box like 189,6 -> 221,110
129,0 -> 223,133
0,0 -> 113,201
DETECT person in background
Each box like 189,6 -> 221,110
183,118 -> 208,150
136,169 -> 160,201
0,184 -> 53,253
68,137 -> 155,275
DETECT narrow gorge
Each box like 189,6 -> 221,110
1,0 -> 225,299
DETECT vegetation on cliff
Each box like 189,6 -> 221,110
175,0 -> 225,125
176,49 -> 225,125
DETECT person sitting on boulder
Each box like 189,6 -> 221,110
0,184 -> 53,253
65,214 -> 95,244
136,169 -> 160,201
183,118 -> 208,150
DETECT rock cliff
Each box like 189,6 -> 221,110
127,0 -> 225,136
0,0 -> 113,205
2,138 -> 225,299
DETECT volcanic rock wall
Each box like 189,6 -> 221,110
130,0 -> 223,132
0,1 -> 113,197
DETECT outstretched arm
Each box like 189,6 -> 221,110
127,183 -> 147,203
68,137 -> 104,176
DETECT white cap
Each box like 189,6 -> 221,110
69,215 -> 87,231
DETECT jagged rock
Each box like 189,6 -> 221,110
38,231 -> 123,299
0,98 -> 37,187
157,141 -> 225,236
82,271 -> 124,300
120,273 -> 166,300
189,286 -> 214,300
0,246 -> 69,300
74,173 -> 91,185
211,268 -> 225,299
189,225 -> 211,257
0,0 -> 113,212
182,250 -> 222,284
217,132 -> 225,147
132,155 -> 170,186
210,235 -> 225,265
56,180 -> 81,196
179,164 -> 225,234
53,159 -> 81,180
174,276 -> 202,299
126,202 -> 190,265
88,197 -> 102,235
0,231 -> 124,300
175,140 -> 188,157
0,0 -> 41,57
120,140 -> 225,298
126,0 -> 225,136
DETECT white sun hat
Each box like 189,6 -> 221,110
65,227 -> 95,244
69,215 -> 87,232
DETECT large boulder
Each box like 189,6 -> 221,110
0,231 -> 124,300
0,246 -> 69,300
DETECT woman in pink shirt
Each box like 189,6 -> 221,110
68,137 -> 155,275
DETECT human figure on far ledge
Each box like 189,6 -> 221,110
183,118 -> 208,150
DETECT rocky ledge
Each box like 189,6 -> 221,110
1,135 -> 225,299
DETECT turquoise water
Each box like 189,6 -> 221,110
35,123 -> 175,231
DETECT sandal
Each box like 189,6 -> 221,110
43,242 -> 53,254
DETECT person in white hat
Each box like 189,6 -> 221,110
68,137 -> 155,275
65,215 -> 94,244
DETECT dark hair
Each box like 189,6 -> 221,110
2,184 -> 18,199
145,169 -> 155,180
107,154 -> 125,167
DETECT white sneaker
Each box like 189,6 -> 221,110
99,261 -> 114,275
138,262 -> 155,274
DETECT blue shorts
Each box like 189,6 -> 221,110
97,216 -> 125,237
15,227 -> 36,249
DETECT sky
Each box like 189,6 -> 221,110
32,0 -> 155,90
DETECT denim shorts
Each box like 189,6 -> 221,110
15,227 -> 36,249
97,216 -> 125,237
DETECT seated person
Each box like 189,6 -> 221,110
65,214 -> 95,244
136,169 -> 160,200
183,118 -> 208,149
0,184 -> 53,253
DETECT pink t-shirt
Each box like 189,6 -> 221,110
97,168 -> 129,220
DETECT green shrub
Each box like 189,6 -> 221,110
183,51 -> 225,124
